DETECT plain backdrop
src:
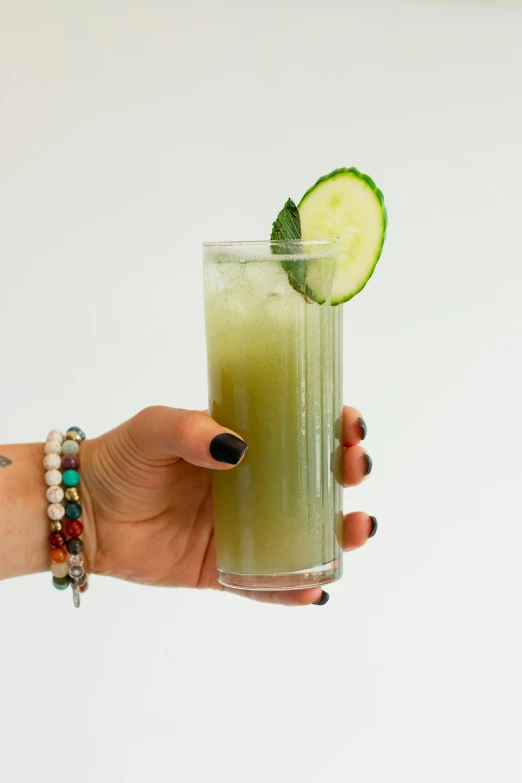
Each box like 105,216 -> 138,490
1,0 -> 522,781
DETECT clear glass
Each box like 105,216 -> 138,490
203,239 -> 343,590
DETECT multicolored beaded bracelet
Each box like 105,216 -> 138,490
44,427 -> 88,608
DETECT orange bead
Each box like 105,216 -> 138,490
50,547 -> 67,563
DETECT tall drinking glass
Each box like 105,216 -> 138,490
204,239 -> 343,590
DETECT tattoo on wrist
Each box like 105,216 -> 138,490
0,455 -> 13,468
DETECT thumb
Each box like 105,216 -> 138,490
127,406 -> 248,469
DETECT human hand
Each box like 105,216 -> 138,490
81,405 -> 376,606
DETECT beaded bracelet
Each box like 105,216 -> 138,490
44,427 -> 88,608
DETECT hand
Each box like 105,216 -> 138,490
81,405 -> 376,606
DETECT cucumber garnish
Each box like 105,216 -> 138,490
299,167 -> 387,305
270,168 -> 386,305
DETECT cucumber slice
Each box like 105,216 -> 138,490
298,167 -> 387,305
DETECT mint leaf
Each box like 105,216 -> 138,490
271,198 -> 302,245
271,198 -> 309,297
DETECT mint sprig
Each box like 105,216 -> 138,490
271,198 -> 302,246
271,198 -> 310,298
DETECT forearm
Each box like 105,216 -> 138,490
0,443 -> 48,579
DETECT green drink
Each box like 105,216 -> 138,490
204,240 -> 343,590
204,167 -> 387,591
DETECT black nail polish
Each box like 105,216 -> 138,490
210,433 -> 248,465
364,453 -> 373,476
313,590 -> 330,606
357,416 -> 367,441
369,516 -> 378,538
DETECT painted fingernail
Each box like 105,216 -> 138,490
313,590 -> 330,606
364,453 -> 373,476
210,433 -> 248,465
369,516 -> 378,538
357,416 -> 367,440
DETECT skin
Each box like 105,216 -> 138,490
0,405 -> 374,606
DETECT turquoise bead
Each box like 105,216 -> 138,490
62,469 -> 80,488
53,576 -> 70,590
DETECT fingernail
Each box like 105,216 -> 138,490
357,416 -> 367,440
210,433 -> 248,465
364,452 -> 373,476
312,590 -> 330,606
369,516 -> 378,538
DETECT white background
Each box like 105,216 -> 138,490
1,0 -> 522,780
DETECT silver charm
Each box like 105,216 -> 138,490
69,564 -> 85,582
72,585 -> 80,608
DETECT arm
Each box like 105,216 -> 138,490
0,444 -> 49,579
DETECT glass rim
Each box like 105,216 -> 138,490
203,238 -> 339,248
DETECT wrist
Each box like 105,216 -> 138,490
0,437 -> 100,582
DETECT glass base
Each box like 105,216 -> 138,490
218,557 -> 342,591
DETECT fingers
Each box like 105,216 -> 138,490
129,406 -> 248,469
342,406 -> 367,446
343,445 -> 372,486
340,409 -> 375,545
341,407 -> 371,487
224,585 -> 325,606
343,511 -> 378,551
